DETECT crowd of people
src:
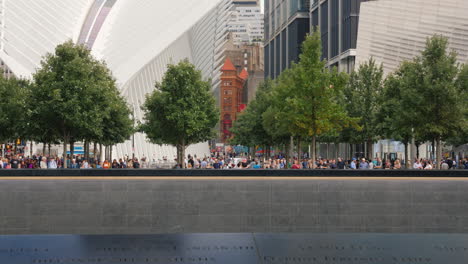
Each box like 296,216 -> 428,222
0,153 -> 467,170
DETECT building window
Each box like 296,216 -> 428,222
223,97 -> 233,105
224,90 -> 233,95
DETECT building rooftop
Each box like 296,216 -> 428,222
221,58 -> 237,71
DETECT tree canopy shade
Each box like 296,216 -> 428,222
377,35 -> 467,168
345,58 -> 384,158
377,62 -> 418,168
0,75 -> 30,143
141,59 -> 219,168
31,40 -> 133,167
263,31 -> 357,163
230,80 -> 275,148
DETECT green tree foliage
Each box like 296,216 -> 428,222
345,58 -> 384,158
264,31 -> 356,163
0,75 -> 30,144
380,35 -> 467,168
99,95 -> 134,147
141,59 -> 219,167
446,63 -> 468,147
230,79 -> 275,149
377,62 -> 418,167
32,40 -> 132,167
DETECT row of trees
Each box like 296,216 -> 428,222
0,41 -> 134,167
230,32 -> 467,169
1,41 -> 221,169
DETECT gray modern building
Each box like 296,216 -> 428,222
310,0 -> 372,73
264,0 -> 310,79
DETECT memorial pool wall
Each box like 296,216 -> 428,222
0,170 -> 467,234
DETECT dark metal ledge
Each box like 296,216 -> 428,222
0,169 -> 466,177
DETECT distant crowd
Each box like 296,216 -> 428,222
0,153 -> 467,170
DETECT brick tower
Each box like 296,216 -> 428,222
220,58 -> 248,142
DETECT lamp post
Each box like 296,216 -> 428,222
132,105 -> 136,160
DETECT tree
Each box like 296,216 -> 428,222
32,40 -> 118,167
377,63 -> 417,168
264,31 -> 356,164
403,35 -> 465,168
141,59 -> 219,168
230,80 -> 275,154
345,58 -> 384,159
446,63 -> 468,148
0,75 -> 30,152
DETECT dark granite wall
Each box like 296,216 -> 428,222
1,178 -> 468,235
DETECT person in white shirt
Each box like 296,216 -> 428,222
40,157 -> 48,169
413,160 -> 423,169
81,160 -> 90,169
48,158 -> 57,169
424,162 -> 433,170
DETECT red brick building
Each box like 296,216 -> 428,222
220,58 -> 248,142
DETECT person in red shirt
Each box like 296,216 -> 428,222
102,160 -> 111,169
291,160 -> 301,169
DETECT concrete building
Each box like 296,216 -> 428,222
223,33 -> 264,103
228,5 -> 264,45
0,0 -> 233,160
356,0 -> 468,75
264,0 -> 310,80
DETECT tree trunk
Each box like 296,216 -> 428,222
284,142 -> 289,166
416,143 -> 420,159
176,144 -> 181,168
109,146 -> 113,161
70,141 -> 75,159
311,135 -> 317,168
48,143 -> 51,155
367,139 -> 373,160
326,142 -> 330,159
30,142 -> 33,157
181,143 -> 186,169
93,142 -> 97,159
84,140 -> 88,160
335,143 -> 339,160
404,142 -> 409,169
349,144 -> 353,160
432,139 -> 435,161
248,146 -> 253,160
63,135 -> 68,169
297,137 -> 302,162
42,143 -> 46,156
176,143 -> 186,169
99,144 -> 103,161
289,136 -> 294,160
436,137 -> 442,170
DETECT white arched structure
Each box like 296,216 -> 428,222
0,0 -> 94,78
0,0 -> 232,161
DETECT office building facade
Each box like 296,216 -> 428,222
228,4 -> 264,45
310,0 -> 371,73
264,0 -> 310,80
